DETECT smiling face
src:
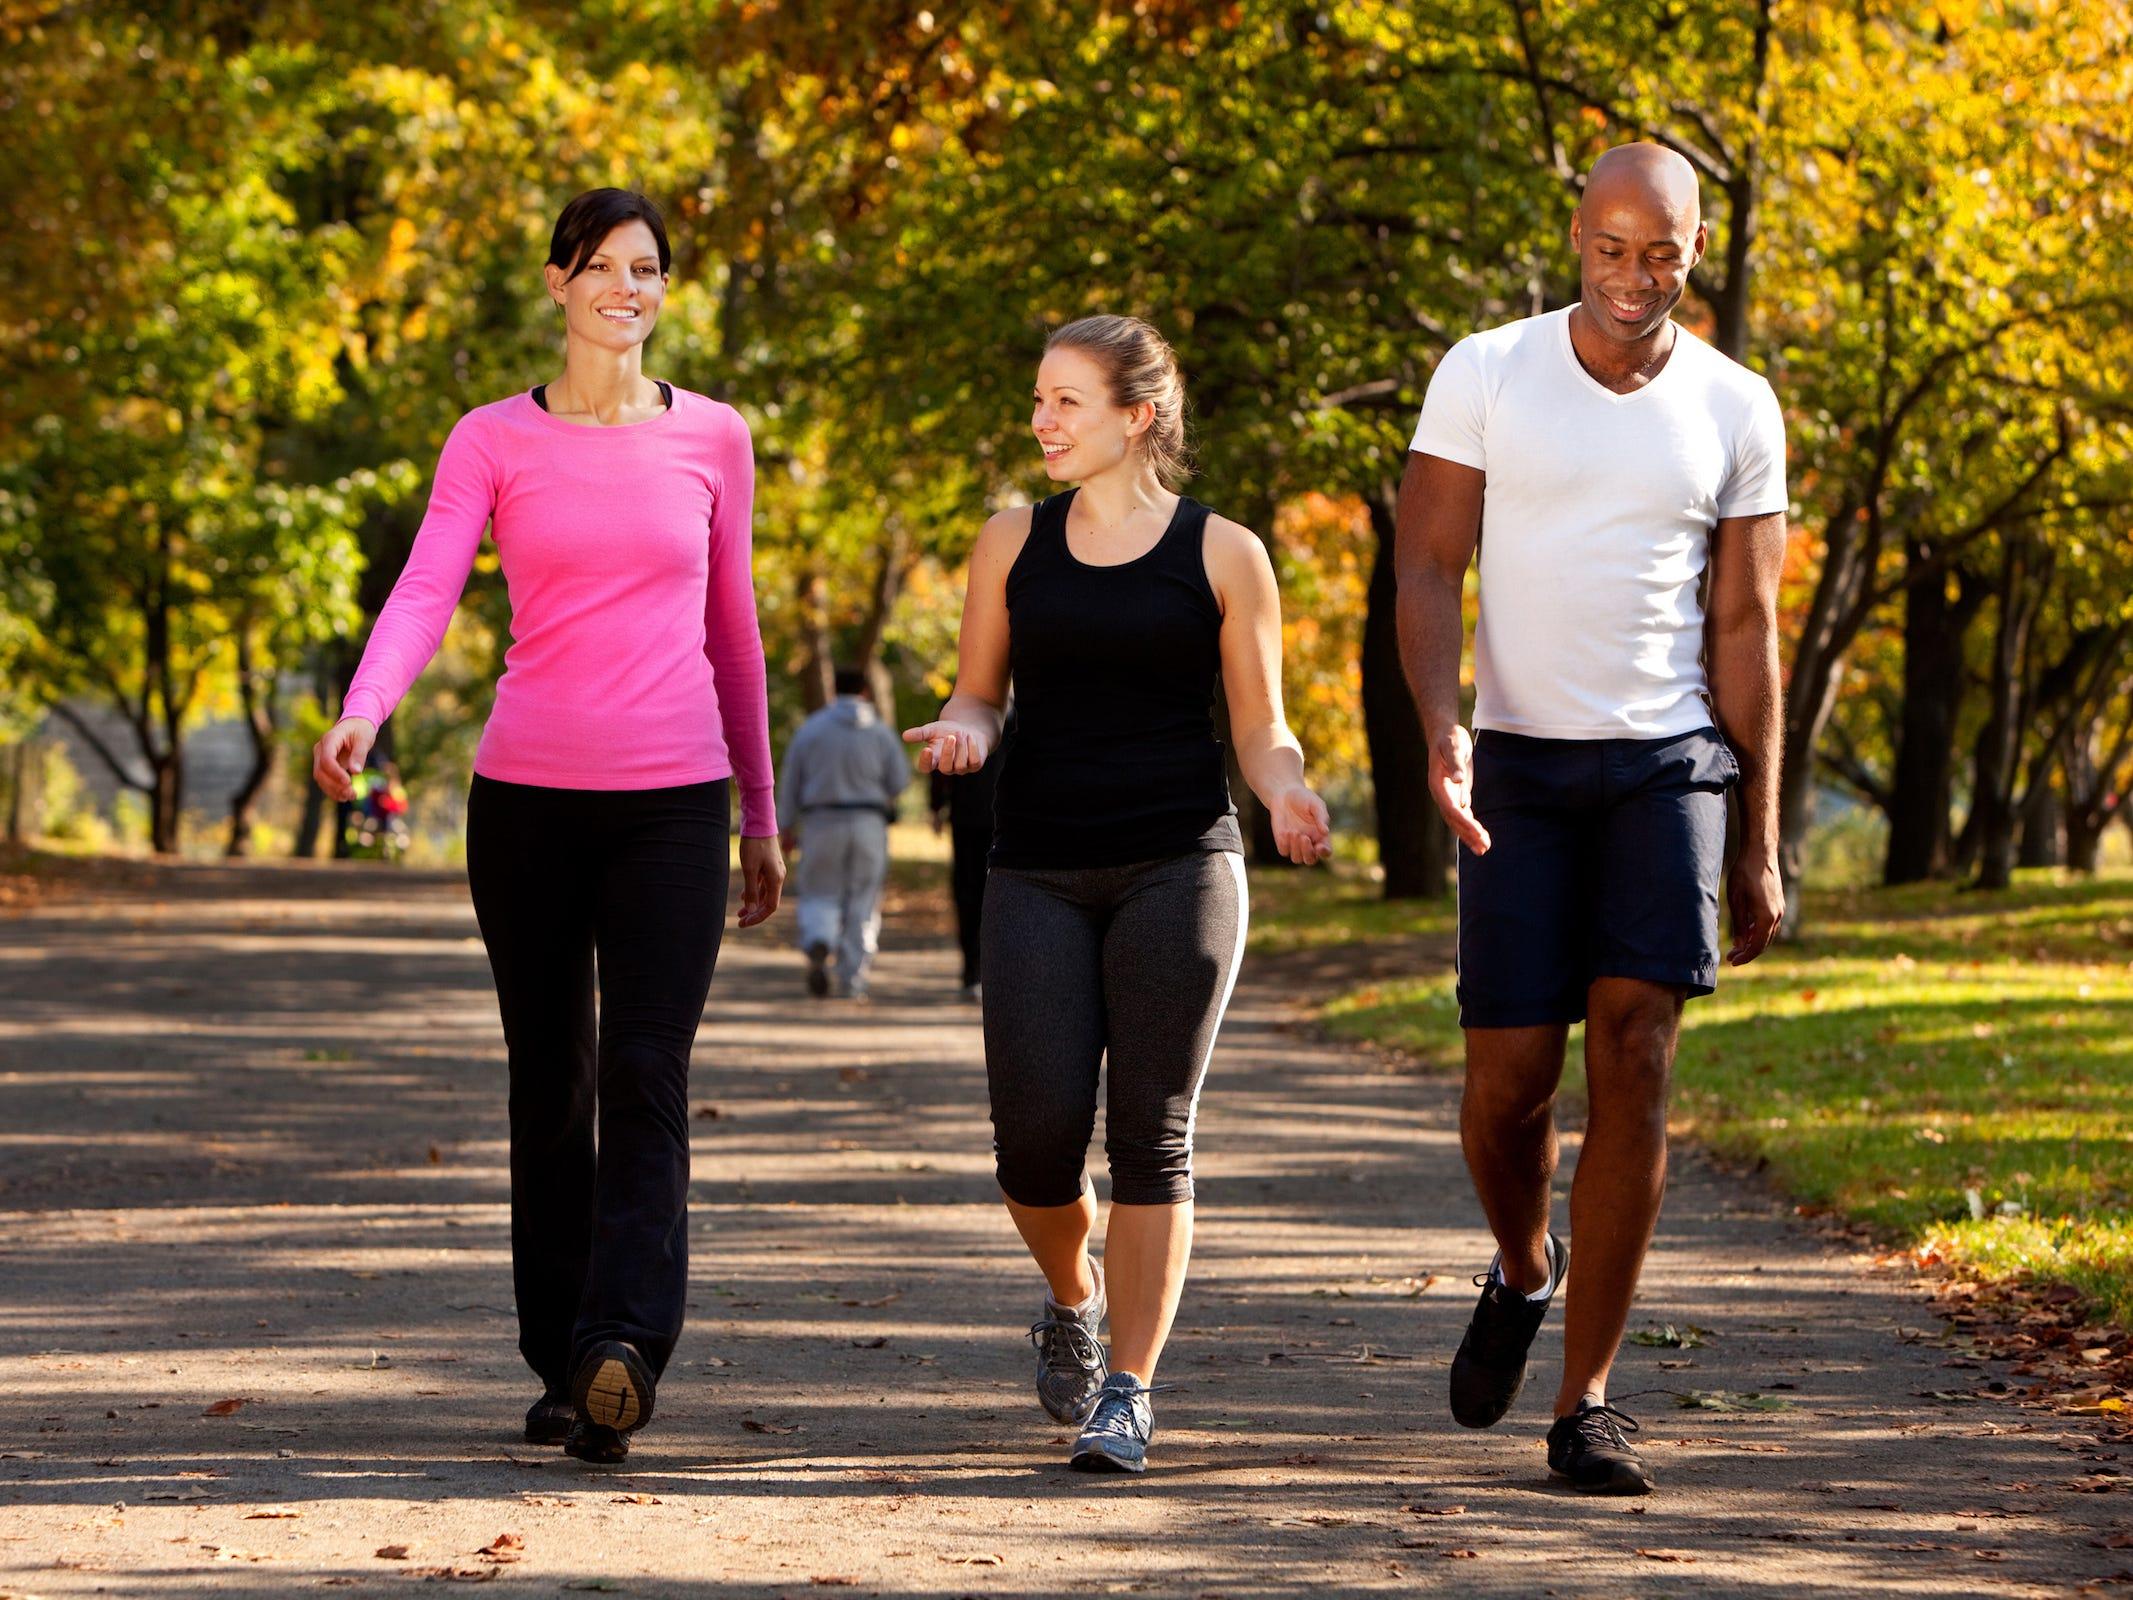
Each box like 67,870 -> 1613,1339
545,219 -> 668,350
1031,344 -> 1151,482
1570,147 -> 1707,348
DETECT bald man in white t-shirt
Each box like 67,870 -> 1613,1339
1395,143 -> 1787,1496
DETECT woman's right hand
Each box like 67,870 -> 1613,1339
903,717 -> 992,775
312,717 -> 379,803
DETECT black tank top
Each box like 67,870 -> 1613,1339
990,490 -> 1241,869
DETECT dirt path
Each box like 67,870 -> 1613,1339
1,860 -> 2126,1598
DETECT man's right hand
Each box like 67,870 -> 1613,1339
312,717 -> 378,804
903,718 -> 992,775
1428,724 -> 1492,854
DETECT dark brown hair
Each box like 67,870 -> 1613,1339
547,189 -> 671,281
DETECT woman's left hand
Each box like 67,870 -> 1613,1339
737,834 -> 786,928
1269,784 -> 1333,866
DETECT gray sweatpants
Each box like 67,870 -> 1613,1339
981,850 -> 1248,1206
794,809 -> 890,989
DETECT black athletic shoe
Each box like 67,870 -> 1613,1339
1447,1232 -> 1567,1429
571,1339 -> 655,1435
1547,1400 -> 1655,1495
563,1420 -> 629,1465
804,941 -> 832,997
524,1389 -> 573,1445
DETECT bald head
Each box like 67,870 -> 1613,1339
1584,143 -> 1703,224
1570,143 -> 1708,353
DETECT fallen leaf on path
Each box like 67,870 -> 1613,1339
610,1494 -> 662,1505
2068,1475 -> 2127,1493
201,1398 -> 245,1416
941,1553 -> 1004,1566
243,1507 -> 301,1520
376,1545 -> 411,1560
851,1336 -> 888,1348
741,1419 -> 798,1434
2096,1535 -> 2133,1549
563,1583 -> 624,1592
146,1490 -> 217,1502
1629,1323 -> 1713,1349
1675,1389 -> 1793,1412
1636,1550 -> 1697,1563
1892,1542 -> 1952,1552
476,1533 -> 523,1562
1440,1549 -> 1479,1559
842,1291 -> 901,1309
408,1565 -> 497,1582
1401,1504 -> 1466,1515
811,1579 -> 858,1588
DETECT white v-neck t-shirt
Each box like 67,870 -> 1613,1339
1409,307 -> 1788,740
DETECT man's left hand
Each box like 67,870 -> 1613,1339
1726,853 -> 1783,965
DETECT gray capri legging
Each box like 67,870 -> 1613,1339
980,850 -> 1249,1207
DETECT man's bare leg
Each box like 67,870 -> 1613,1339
1461,1023 -> 1570,1291
1555,975 -> 1683,1414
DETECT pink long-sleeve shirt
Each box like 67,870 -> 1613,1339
342,389 -> 776,834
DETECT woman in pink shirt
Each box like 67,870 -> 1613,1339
312,189 -> 783,1466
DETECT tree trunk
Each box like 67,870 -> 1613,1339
2016,781 -> 2063,868
1972,539 -> 2046,890
1884,555 -> 1981,884
226,625 -> 276,858
797,571 -> 834,714
1776,504 -> 1877,935
2067,812 -> 2105,872
1361,490 -> 1450,899
4,742 -> 26,844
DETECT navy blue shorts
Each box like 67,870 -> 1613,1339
1456,726 -> 1739,1029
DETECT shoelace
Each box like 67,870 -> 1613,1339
1079,1379 -> 1173,1441
1568,1403 -> 1641,1450
1029,1315 -> 1109,1384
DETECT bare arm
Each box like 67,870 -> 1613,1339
1393,450 -> 1490,852
904,508 -> 1029,773
1206,516 -> 1331,865
1706,509 -> 1787,963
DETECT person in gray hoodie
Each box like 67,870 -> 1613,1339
777,668 -> 913,998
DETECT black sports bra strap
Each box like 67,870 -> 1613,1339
530,382 -> 672,412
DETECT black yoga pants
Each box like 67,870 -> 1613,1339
980,850 -> 1248,1207
465,773 -> 729,1390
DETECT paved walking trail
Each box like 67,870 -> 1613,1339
2,861 -> 2126,1598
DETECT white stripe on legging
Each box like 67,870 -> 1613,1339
1180,850 -> 1251,1161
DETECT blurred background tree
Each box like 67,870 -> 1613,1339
1,0 -> 2126,913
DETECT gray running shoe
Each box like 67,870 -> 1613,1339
1069,1373 -> 1161,1473
1028,1267 -> 1108,1424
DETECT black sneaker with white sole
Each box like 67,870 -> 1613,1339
1447,1232 -> 1568,1429
1547,1400 -> 1655,1494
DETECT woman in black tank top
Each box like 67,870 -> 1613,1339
904,316 -> 1330,1474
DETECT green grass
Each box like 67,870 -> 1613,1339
1269,867 -> 2133,1328
1244,861 -> 1456,953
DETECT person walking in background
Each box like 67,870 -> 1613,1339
929,704 -> 1012,1003
906,315 -> 1331,1474
778,667 -> 912,1000
311,188 -> 784,1468
1397,143 -> 1787,1496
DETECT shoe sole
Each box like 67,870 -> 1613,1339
581,1358 -> 644,1430
1069,1446 -> 1145,1474
571,1342 -> 653,1434
1550,1462 -> 1655,1496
